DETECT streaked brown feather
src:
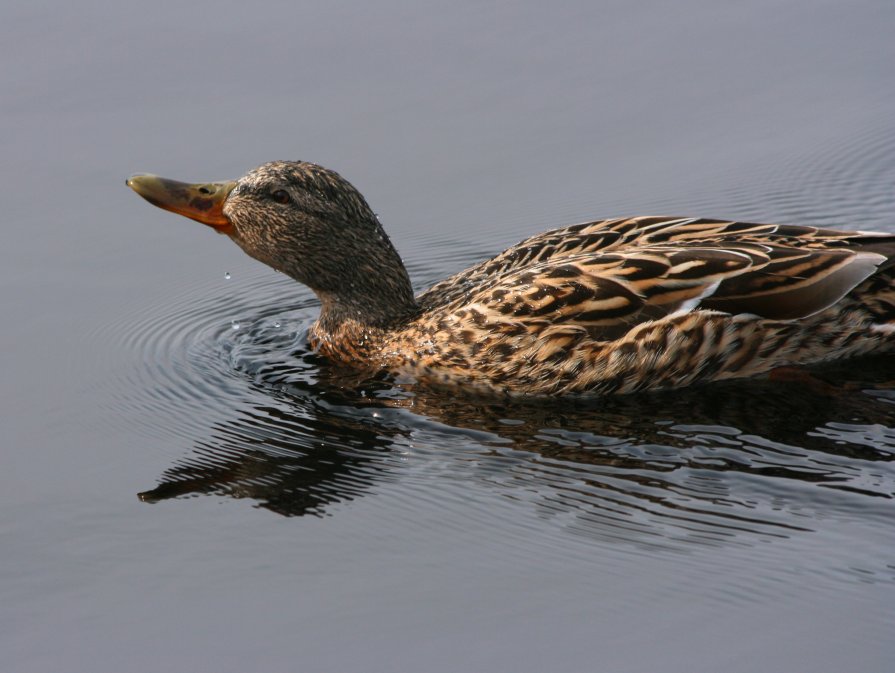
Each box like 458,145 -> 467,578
402,215 -> 895,394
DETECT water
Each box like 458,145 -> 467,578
2,1 -> 894,672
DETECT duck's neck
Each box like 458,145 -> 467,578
309,299 -> 414,363
316,245 -> 417,325
316,288 -> 417,331
308,252 -> 418,361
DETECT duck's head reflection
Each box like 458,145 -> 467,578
138,380 -> 401,517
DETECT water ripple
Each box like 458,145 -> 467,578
715,121 -> 895,228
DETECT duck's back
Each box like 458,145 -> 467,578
388,216 -> 895,395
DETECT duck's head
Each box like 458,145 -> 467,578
127,161 -> 416,327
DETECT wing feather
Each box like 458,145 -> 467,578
420,216 -> 893,337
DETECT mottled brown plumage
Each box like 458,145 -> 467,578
127,161 -> 895,396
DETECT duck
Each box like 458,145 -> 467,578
127,160 -> 895,396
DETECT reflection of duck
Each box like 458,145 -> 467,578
139,355 -> 895,535
128,161 -> 895,396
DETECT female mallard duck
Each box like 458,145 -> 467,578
127,161 -> 895,396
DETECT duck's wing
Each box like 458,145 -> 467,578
429,218 -> 891,340
419,216 -> 891,308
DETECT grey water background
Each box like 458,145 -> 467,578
2,1 -> 895,671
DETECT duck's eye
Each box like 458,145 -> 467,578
271,190 -> 291,205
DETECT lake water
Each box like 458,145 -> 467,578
2,1 -> 894,671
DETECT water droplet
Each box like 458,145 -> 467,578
224,272 -> 231,280
231,320 -> 240,330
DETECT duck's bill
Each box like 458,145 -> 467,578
126,175 -> 236,231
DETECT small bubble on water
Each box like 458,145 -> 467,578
224,272 -> 231,280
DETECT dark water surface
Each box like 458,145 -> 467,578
2,1 -> 895,671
